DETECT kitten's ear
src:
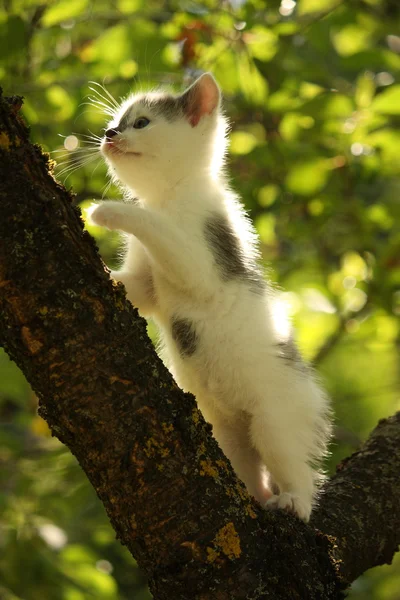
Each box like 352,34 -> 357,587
180,73 -> 221,127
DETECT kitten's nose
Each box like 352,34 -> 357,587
105,128 -> 119,139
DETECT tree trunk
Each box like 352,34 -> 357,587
0,88 -> 399,599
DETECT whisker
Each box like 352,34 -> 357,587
74,104 -> 113,123
56,163 -> 101,185
86,97 -> 115,117
100,81 -> 120,110
78,131 -> 103,142
101,179 -> 113,199
51,133 -> 101,158
88,87 -> 119,113
55,158 -> 98,176
99,81 -> 121,111
51,147 -> 100,158
90,81 -> 120,110
56,149 -> 100,161
90,157 -> 104,178
88,86 -> 116,110
56,155 -> 101,181
54,139 -> 100,147
51,144 -> 100,153
84,96 -> 115,115
52,156 -> 100,165
52,79 -> 121,187
87,94 -> 115,110
55,133 -> 101,147
148,47 -> 161,79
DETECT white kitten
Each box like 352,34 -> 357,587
89,73 -> 332,521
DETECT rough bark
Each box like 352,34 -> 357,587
0,88 -> 399,599
311,412 -> 400,584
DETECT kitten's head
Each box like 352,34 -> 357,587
101,73 -> 227,199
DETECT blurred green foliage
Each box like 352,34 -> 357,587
1,0 -> 400,598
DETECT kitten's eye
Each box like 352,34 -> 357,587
133,117 -> 150,129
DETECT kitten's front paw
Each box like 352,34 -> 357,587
87,202 -> 121,230
265,493 -> 311,522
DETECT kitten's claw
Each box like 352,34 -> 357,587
265,493 -> 311,522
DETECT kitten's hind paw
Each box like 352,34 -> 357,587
265,492 -> 311,522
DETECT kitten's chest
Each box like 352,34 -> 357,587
151,265 -> 202,319
147,214 -> 215,311
151,268 -> 179,313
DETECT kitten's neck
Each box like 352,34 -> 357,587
130,170 -> 224,210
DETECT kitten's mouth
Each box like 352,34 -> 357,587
103,141 -> 141,157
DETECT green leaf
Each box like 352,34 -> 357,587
246,25 -> 277,62
355,72 -> 375,109
367,129 -> 400,173
332,24 -> 372,56
285,159 -> 330,195
230,131 -> 258,155
371,85 -> 400,116
86,24 -> 131,65
255,213 -> 276,246
297,0 -> 340,16
42,0 -> 89,27
45,85 -> 76,120
238,56 -> 268,106
268,90 -> 301,113
298,93 -> 354,119
117,0 -> 144,13
258,185 -> 279,207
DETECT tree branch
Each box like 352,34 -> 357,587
311,412 -> 400,584
0,89 -> 398,599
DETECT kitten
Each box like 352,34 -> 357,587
88,73 -> 332,521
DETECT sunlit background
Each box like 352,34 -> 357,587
1,0 -> 400,598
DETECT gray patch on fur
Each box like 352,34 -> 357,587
248,277 -> 267,295
278,337 -> 307,371
270,479 -> 280,496
204,213 -> 265,291
171,317 -> 198,358
115,95 -> 187,131
143,87 -> 199,122
117,107 -> 132,130
142,95 -> 185,121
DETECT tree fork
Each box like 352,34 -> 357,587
0,88 -> 398,599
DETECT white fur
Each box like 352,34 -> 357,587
89,73 -> 332,521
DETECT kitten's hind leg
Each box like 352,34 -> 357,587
210,412 -> 272,504
111,270 -> 156,317
249,411 -> 316,522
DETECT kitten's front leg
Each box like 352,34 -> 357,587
88,204 -> 157,316
87,201 -> 127,231
89,201 -> 213,296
